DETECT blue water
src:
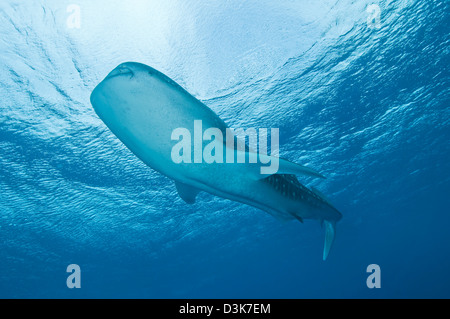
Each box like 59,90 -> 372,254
0,0 -> 449,298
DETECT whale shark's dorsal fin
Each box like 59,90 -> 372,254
175,181 -> 201,204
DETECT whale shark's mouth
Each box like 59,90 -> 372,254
105,65 -> 134,80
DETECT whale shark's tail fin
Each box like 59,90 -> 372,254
323,220 -> 336,261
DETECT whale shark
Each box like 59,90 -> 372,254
90,62 -> 342,260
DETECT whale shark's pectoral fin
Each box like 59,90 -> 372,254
276,157 -> 326,179
253,153 -> 326,179
323,220 -> 336,261
175,181 -> 201,204
227,148 -> 325,179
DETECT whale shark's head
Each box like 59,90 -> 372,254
90,62 -> 184,138
90,62 -> 146,124
91,62 -> 156,121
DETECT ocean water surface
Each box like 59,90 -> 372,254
0,0 -> 449,298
